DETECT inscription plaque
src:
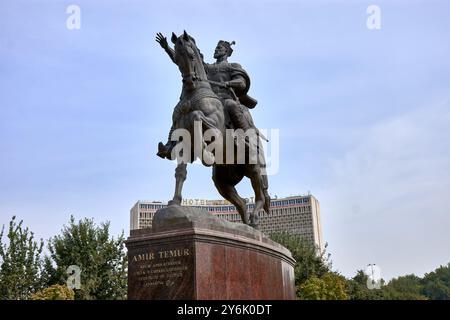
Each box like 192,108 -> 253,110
128,242 -> 195,299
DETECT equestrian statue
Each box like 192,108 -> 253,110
155,31 -> 269,228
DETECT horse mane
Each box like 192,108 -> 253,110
186,36 -> 207,80
187,35 -> 205,64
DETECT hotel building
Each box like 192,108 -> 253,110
130,194 -> 324,251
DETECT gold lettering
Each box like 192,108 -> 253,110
157,248 -> 190,259
132,252 -> 155,262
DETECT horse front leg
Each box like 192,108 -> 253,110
168,163 -> 187,206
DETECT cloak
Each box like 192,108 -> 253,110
228,63 -> 258,109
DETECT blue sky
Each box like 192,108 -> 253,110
1,0 -> 449,280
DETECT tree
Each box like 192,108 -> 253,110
298,272 -> 349,300
346,270 -> 387,300
44,216 -> 127,300
270,232 -> 331,298
0,216 -> 44,300
383,274 -> 427,300
31,284 -> 75,300
345,270 -> 428,300
421,263 -> 450,300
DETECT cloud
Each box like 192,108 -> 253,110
321,99 -> 450,279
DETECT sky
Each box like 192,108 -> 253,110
1,0 -> 449,281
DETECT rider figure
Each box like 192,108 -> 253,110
155,33 -> 258,159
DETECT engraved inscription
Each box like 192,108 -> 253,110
131,247 -> 191,287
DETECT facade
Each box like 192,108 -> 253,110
130,195 -> 324,251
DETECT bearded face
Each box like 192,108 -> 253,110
214,44 -> 228,59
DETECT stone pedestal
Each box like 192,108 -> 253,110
126,205 -> 296,300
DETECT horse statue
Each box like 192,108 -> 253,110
158,31 -> 269,227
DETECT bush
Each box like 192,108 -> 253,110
298,272 -> 349,300
31,284 -> 75,300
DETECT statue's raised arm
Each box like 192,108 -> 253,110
155,32 -> 176,64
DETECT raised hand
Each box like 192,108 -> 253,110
156,32 -> 169,50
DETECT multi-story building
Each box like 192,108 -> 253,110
130,194 -> 324,251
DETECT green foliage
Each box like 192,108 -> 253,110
298,272 -> 349,300
0,216 -> 44,300
269,232 -> 331,299
421,263 -> 450,300
383,274 -> 427,300
270,232 -> 331,287
31,284 -> 75,300
346,270 -> 430,300
44,215 -> 127,300
346,270 -> 387,300
267,223 -> 450,301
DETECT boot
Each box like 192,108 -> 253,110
157,126 -> 177,160
157,141 -> 175,159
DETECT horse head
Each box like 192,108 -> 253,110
171,30 -> 206,89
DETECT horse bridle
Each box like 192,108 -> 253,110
182,71 -> 197,83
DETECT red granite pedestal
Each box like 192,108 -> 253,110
126,205 -> 296,300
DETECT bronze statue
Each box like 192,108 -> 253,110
154,31 -> 269,228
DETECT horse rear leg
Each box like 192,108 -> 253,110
247,165 -> 266,229
260,166 -> 270,213
213,174 -> 248,225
